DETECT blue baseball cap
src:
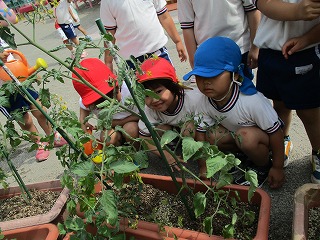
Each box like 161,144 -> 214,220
183,36 -> 242,80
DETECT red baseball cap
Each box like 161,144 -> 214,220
136,57 -> 179,84
72,58 -> 117,107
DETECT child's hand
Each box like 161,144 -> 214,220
176,42 -> 187,62
282,36 -> 308,59
268,166 -> 285,189
0,51 -> 9,62
298,0 -> 320,20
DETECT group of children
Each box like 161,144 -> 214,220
71,0 -> 320,190
0,0 -> 319,190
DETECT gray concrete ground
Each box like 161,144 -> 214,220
0,4 -> 315,240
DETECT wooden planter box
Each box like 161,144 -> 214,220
71,173 -> 271,240
0,179 -> 69,231
293,183 -> 320,240
2,223 -> 59,240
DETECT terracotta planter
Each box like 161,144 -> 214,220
2,223 -> 59,240
117,173 -> 271,240
293,183 -> 320,240
0,179 -> 69,231
73,173 -> 270,240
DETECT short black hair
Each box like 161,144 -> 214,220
142,79 -> 183,97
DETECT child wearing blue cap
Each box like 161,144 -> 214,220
184,36 -> 285,189
253,0 -> 320,184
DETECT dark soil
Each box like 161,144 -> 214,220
308,207 -> 320,240
119,183 -> 259,240
0,189 -> 60,221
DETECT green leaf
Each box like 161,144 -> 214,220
134,83 -> 146,109
206,154 -> 227,178
193,192 -> 206,218
203,216 -> 213,235
133,151 -> 149,169
244,170 -> 258,201
182,137 -> 203,161
110,160 -> 139,174
57,222 -> 66,235
72,161 -> 94,177
216,173 -> 233,189
222,224 -> 235,239
65,217 -> 85,231
243,211 -> 256,225
160,130 -> 179,147
231,213 -> 238,225
144,89 -> 160,99
100,190 -> 118,226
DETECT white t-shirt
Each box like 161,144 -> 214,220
196,84 -> 281,134
79,82 -> 139,120
138,88 -> 202,136
100,0 -> 168,59
55,0 -> 72,24
253,0 -> 320,51
178,0 -> 256,54
70,4 -> 80,27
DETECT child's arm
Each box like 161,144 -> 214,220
68,6 -> 78,23
256,0 -> 320,21
282,23 -> 320,59
79,107 -> 93,132
246,9 -> 261,69
268,129 -> 285,189
111,115 -> 139,128
104,29 -> 116,72
182,28 -> 197,68
158,11 -> 187,62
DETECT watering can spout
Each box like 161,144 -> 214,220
28,58 -> 48,76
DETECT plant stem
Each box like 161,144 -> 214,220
95,18 -> 195,220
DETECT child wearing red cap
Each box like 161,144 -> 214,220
72,58 -> 139,147
136,57 -> 202,171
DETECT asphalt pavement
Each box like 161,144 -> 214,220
0,4 -> 315,240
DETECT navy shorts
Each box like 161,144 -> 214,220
0,89 -> 39,118
126,46 -> 172,70
256,46 -> 320,110
58,23 -> 77,39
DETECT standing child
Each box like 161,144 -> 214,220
72,58 -> 139,147
55,0 -> 88,58
177,0 -> 260,77
253,0 -> 320,183
99,0 -> 187,72
0,51 -> 68,162
0,3 -> 67,162
184,37 -> 285,189
136,57 -> 202,171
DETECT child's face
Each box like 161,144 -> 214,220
145,85 -> 176,112
196,71 -> 232,100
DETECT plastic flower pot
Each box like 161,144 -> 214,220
0,179 -> 69,231
293,183 -> 320,240
2,223 -> 59,240
74,173 -> 271,240
117,173 -> 271,240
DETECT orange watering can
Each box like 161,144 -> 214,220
0,49 -> 48,82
